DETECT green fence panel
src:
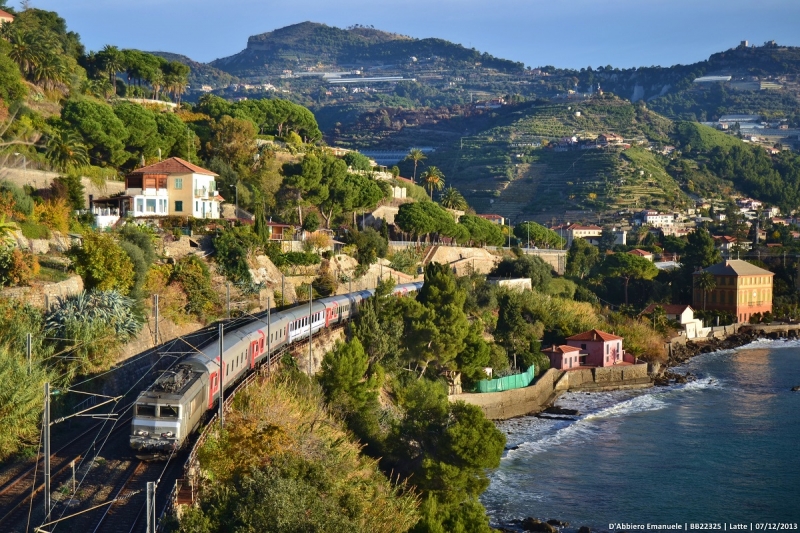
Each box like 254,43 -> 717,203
475,366 -> 535,393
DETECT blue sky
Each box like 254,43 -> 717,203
29,0 -> 800,69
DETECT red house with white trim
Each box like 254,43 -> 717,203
565,329 -> 624,367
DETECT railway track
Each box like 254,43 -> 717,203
0,417 -> 132,533
86,459 -> 174,533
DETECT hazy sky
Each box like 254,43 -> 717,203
28,0 -> 800,69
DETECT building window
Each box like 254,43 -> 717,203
174,177 -> 183,189
175,200 -> 183,212
159,199 -> 167,213
195,201 -> 199,212
136,198 -> 143,212
606,344 -> 609,354
146,199 -> 156,213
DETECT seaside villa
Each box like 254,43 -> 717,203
544,329 -> 628,370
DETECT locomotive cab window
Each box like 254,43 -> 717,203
136,404 -> 156,417
160,405 -> 179,418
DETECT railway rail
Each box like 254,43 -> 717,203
0,417 -> 132,533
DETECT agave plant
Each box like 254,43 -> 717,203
45,290 -> 143,378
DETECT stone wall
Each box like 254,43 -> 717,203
1,275 -> 84,309
451,363 -> 651,420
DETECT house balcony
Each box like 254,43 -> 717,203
126,187 -> 168,197
194,188 -> 219,198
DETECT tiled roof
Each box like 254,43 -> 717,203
0,9 -> 14,19
641,304 -> 693,315
129,157 -> 217,176
543,345 -> 581,354
628,249 -> 653,257
567,224 -> 601,230
566,329 -> 623,342
695,260 -> 774,277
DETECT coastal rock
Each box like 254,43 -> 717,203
522,517 -> 558,533
792,386 -> 800,391
578,527 -> 592,533
543,407 -> 580,416
547,519 -> 570,527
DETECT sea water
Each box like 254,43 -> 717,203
481,341 -> 800,529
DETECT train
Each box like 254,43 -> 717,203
129,281 -> 424,459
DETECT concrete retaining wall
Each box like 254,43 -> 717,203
449,368 -> 563,420
451,363 -> 651,420
561,363 -> 650,391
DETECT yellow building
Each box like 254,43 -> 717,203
692,260 -> 774,323
124,157 -> 222,219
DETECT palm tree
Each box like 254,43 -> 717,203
439,186 -> 467,210
99,45 -> 124,95
45,130 -> 89,172
696,271 -> 716,311
149,69 -> 164,100
33,54 -> 67,91
165,74 -> 188,105
7,29 -> 40,77
405,148 -> 426,183
421,166 -> 445,200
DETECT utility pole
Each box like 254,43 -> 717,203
218,323 -> 224,429
308,285 -> 313,375
267,297 -> 271,374
26,333 -> 31,375
153,294 -> 159,346
226,283 -> 230,318
281,274 -> 285,306
146,481 -> 156,533
44,382 -> 50,520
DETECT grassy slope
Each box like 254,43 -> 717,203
413,99 -> 687,221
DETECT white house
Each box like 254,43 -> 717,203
641,304 -> 709,339
638,210 -> 675,228
124,157 -> 222,219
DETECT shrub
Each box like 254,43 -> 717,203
312,261 -> 338,297
172,255 -> 220,319
0,181 -> 34,217
33,198 -> 71,234
0,244 -> 39,286
143,264 -> 190,325
69,231 -> 135,294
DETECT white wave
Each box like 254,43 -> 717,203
502,375 -> 722,459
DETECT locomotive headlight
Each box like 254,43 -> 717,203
136,430 -> 149,437
161,431 -> 174,438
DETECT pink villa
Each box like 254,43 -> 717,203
542,345 -> 582,370
565,329 -> 625,367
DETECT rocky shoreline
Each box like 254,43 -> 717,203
665,329 -> 763,368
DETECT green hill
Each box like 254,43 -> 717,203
210,21 -> 524,78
